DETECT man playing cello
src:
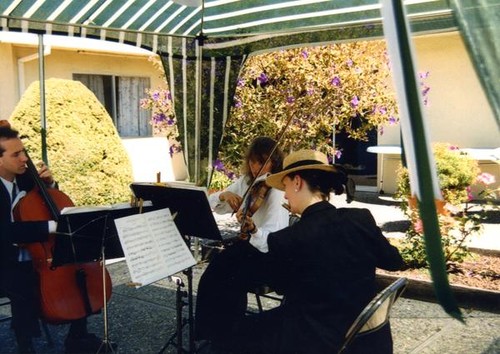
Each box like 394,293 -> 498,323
0,121 -> 110,353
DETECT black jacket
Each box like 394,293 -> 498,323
265,201 -> 404,353
0,173 -> 49,280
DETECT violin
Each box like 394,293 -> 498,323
13,152 -> 112,324
239,181 -> 271,240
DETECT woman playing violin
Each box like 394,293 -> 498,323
208,136 -> 289,240
196,137 -> 290,342
0,123 -> 110,354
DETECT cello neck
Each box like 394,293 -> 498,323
25,151 -> 60,221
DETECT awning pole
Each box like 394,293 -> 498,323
38,34 -> 48,165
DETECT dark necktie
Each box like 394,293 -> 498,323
11,182 -> 17,204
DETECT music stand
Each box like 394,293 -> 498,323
130,183 -> 222,353
54,205 -> 155,353
130,183 -> 222,241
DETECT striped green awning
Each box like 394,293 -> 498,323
1,0 -> 456,54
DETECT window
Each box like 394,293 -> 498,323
73,74 -> 151,137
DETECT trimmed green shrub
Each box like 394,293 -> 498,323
10,78 -> 133,206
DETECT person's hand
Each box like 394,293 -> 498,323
220,191 -> 242,211
236,212 -> 256,235
36,161 -> 54,185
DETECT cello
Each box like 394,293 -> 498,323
13,152 -> 112,324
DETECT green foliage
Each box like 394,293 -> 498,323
395,143 -> 485,268
208,170 -> 233,191
220,41 -> 398,174
10,78 -> 133,206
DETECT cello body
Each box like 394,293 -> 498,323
14,187 -> 112,324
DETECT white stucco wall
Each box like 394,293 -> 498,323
375,32 -> 499,196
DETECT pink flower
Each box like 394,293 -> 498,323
414,219 -> 424,234
476,172 -> 496,186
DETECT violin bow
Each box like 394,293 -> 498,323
239,106 -> 296,205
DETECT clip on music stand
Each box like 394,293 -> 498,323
130,183 -> 222,354
54,205 -> 153,354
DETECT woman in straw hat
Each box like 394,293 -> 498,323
196,149 -> 404,354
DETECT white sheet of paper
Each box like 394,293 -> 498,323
114,208 -> 196,288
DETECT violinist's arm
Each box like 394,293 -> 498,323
209,176 -> 246,214
248,189 -> 289,253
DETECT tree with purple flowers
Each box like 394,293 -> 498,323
218,40 -> 401,174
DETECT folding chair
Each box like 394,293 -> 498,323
247,283 -> 284,314
0,295 -> 12,322
337,277 -> 408,354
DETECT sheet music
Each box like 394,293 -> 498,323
114,208 -> 196,288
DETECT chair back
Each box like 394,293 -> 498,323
337,277 -> 408,354
0,291 -> 12,323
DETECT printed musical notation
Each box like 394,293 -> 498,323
114,208 -> 196,288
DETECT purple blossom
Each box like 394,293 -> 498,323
257,73 -> 268,85
237,78 -> 245,87
234,99 -> 242,108
388,116 -> 397,125
286,96 -> 295,104
301,50 -> 308,59
330,76 -> 341,86
379,126 -> 384,135
306,88 -> 314,96
350,96 -> 359,108
213,159 -> 225,172
335,150 -> 342,159
169,144 -> 182,156
152,91 -> 160,101
347,59 -> 353,67
379,106 -> 387,115
419,71 -> 430,79
167,92 -> 172,100
153,113 -> 167,123
167,117 -> 176,126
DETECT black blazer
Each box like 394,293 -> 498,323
266,201 -> 404,353
0,173 -> 49,280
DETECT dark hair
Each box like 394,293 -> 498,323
288,165 -> 354,202
243,137 -> 284,181
0,126 -> 20,157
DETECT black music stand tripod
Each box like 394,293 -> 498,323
54,207 -> 146,353
129,183 -> 223,354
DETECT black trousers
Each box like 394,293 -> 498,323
195,241 -> 273,343
0,261 -> 41,339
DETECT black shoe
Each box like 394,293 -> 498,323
16,336 -> 36,354
65,333 -> 117,354
17,344 -> 36,354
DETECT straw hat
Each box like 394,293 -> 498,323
266,149 -> 339,190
